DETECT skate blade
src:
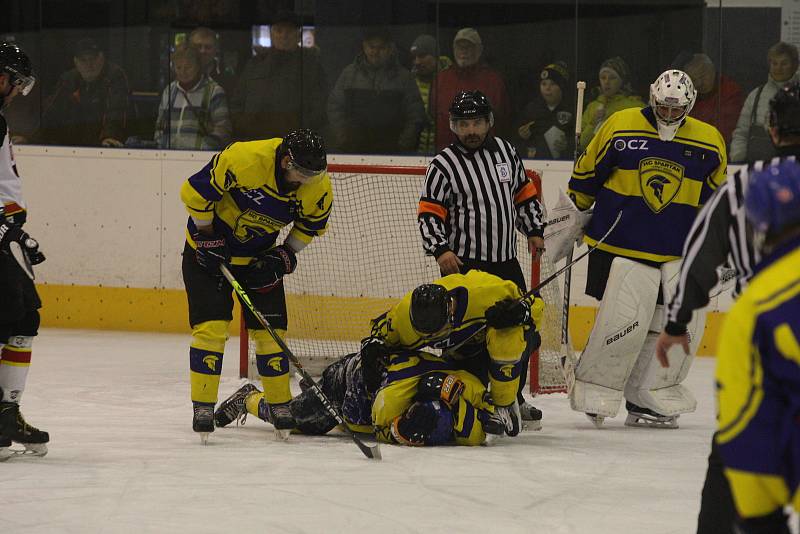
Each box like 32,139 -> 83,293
624,414 -> 679,429
198,432 -> 210,445
0,443 -> 48,459
274,428 -> 291,442
586,413 -> 605,428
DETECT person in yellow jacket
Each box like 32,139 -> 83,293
716,159 -> 800,533
179,129 -> 332,443
364,269 -> 544,436
579,56 -> 645,151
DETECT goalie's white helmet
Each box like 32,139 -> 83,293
649,70 -> 696,141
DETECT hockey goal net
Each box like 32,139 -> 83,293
239,163 -> 570,395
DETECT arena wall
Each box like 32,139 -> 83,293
15,145 -> 738,354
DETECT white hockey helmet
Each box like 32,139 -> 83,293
649,70 -> 696,141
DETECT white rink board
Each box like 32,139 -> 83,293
15,145 -> 740,309
0,329 -> 738,534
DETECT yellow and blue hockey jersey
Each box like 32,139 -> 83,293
370,270 -> 543,356
568,106 -> 727,263
180,139 -> 333,264
715,235 -> 800,519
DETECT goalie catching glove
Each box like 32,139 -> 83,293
245,244 -> 297,292
416,371 -> 465,408
485,298 -> 531,329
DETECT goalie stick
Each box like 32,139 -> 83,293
448,210 -> 623,353
219,264 -> 382,461
560,80 -> 587,362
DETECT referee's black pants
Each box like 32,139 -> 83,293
458,257 -> 530,406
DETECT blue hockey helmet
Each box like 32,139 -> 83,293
745,158 -> 800,237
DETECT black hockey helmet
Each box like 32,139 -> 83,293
449,90 -> 493,122
769,82 -> 800,138
0,42 -> 35,96
281,128 -> 327,181
410,284 -> 451,334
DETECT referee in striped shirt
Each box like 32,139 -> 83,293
656,82 -> 800,534
417,90 -> 545,416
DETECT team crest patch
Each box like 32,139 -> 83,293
233,209 -> 284,242
638,158 -> 684,213
556,111 -> 572,126
495,163 -> 511,182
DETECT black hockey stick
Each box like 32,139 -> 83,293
448,210 -> 623,352
219,264 -> 382,461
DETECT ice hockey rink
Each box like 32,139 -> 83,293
1,328 -> 726,534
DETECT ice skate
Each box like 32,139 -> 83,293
192,403 -> 215,444
214,383 -> 258,428
624,401 -> 678,429
519,401 -> 543,431
265,402 -> 295,441
485,401 -> 522,437
0,402 -> 49,457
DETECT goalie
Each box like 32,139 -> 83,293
566,70 -> 727,428
214,348 -> 519,446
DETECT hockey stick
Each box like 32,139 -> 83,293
219,264 -> 382,460
561,80 -> 587,359
448,210 -> 623,352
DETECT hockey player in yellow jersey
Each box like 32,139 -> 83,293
567,70 -> 727,428
716,159 -> 800,533
365,269 -> 544,436
180,129 -> 332,443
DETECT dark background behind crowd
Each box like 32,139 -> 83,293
0,0 -> 788,162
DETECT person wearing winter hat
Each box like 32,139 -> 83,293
579,56 -> 644,150
515,61 -> 574,159
410,34 -> 452,154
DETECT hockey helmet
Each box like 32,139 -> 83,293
409,284 -> 451,334
282,129 -> 327,184
769,82 -> 800,138
449,90 -> 494,122
0,42 -> 35,96
649,70 -> 696,141
745,158 -> 800,241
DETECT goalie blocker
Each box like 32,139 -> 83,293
569,257 -> 705,427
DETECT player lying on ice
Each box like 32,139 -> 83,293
215,346 -> 533,446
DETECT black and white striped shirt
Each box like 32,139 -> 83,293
418,137 -> 545,263
665,154 -> 798,334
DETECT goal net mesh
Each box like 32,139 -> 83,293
240,164 -> 570,395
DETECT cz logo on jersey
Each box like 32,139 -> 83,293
495,163 -> 511,183
638,158 -> 684,213
614,139 -> 649,151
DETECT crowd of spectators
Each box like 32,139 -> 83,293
3,17 -> 797,163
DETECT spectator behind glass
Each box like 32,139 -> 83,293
678,53 -> 743,145
579,56 -> 644,151
515,61 -> 575,159
230,10 -> 327,141
410,34 -> 452,155
327,28 -> 424,154
730,41 -> 800,163
40,38 -> 129,147
188,27 -> 237,96
432,27 -> 510,150
154,43 -> 230,150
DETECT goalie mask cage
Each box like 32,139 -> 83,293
239,163 -> 570,395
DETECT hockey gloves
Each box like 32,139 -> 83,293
245,244 -> 297,293
390,401 -> 438,446
416,371 -> 465,408
359,337 -> 390,394
192,230 -> 230,272
485,298 -> 531,329
0,220 -> 45,265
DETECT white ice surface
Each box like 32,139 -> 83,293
1,329 -> 721,534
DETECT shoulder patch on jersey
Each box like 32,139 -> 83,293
316,191 -> 328,210
638,158 -> 685,213
224,169 -> 237,189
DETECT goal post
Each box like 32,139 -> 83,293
239,163 -> 570,395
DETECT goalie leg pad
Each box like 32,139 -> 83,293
570,258 -> 660,417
